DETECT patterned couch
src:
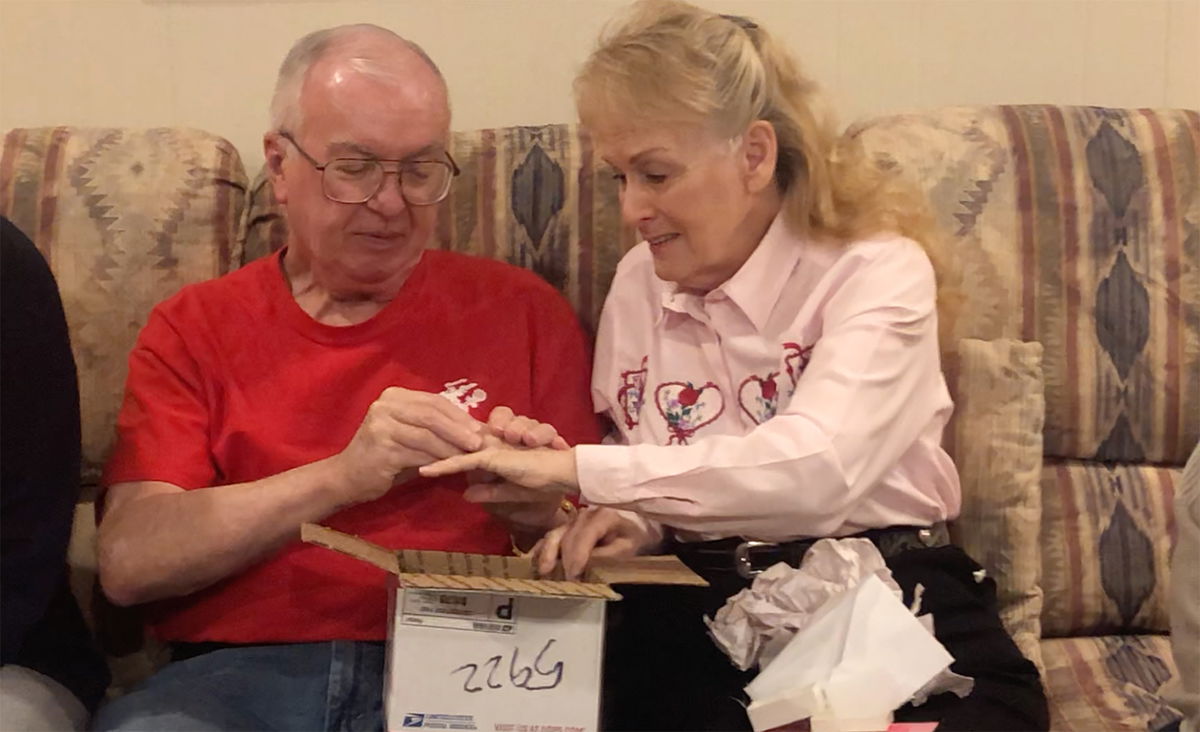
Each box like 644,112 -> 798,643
2,105 -> 1196,730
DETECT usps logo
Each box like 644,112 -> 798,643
402,713 -> 425,728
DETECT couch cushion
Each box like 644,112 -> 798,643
1041,634 -> 1182,731
1041,461 -> 1178,636
947,338 -> 1045,670
1,127 -> 247,484
851,106 -> 1200,465
242,124 -> 630,335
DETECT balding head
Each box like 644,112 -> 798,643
270,24 -> 449,134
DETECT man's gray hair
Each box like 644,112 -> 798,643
269,24 -> 445,133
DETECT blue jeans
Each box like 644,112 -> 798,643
92,642 -> 384,732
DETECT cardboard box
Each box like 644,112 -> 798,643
301,523 -> 707,732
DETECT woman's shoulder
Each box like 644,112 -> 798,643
835,232 -> 936,284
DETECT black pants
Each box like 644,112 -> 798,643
601,545 -> 1049,731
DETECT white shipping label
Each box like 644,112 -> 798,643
387,590 -> 606,732
400,590 -> 518,634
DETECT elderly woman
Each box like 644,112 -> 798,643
423,1 -> 1048,729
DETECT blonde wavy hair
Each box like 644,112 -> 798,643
575,0 -> 961,348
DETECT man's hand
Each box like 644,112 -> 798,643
331,386 -> 485,504
530,507 -> 661,579
486,406 -> 569,450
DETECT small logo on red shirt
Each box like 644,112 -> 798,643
439,378 -> 488,412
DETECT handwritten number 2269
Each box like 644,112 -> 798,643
452,638 -> 564,693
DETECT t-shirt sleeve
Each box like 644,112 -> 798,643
102,303 -> 216,491
526,286 -> 605,448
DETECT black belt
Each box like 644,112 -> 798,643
673,523 -> 950,580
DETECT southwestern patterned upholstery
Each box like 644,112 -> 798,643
3,107 -> 1195,727
853,105 -> 1199,731
0,127 -> 247,485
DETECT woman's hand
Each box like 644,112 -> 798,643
419,447 -> 580,494
530,507 -> 662,579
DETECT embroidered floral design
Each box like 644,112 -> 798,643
439,378 -> 488,412
653,381 -> 724,445
615,356 -> 649,429
782,342 -> 814,387
738,371 -> 781,424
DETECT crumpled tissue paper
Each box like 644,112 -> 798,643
705,538 -> 974,732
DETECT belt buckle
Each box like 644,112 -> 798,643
734,540 -> 777,579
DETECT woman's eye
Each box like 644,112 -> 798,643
612,172 -> 627,184
643,173 -> 668,184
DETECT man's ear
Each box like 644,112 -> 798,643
263,132 -> 290,204
741,120 -> 778,194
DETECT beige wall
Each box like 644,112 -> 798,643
1,0 -> 1197,174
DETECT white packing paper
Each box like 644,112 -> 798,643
706,538 -> 975,731
706,538 -> 902,671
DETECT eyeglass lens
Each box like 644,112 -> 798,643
323,159 -> 453,205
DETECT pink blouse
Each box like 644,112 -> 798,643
574,214 -> 961,543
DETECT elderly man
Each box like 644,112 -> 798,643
93,24 -> 598,731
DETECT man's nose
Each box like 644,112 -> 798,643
365,172 -> 409,216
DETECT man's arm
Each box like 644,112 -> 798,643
99,386 -> 484,606
101,463 -> 342,606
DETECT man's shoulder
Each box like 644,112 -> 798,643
423,249 -> 568,303
151,255 -> 273,323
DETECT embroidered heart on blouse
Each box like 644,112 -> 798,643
738,372 -> 781,425
782,342 -> 814,387
616,356 -> 649,429
654,381 -> 724,445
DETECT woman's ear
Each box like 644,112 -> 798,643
741,120 -> 778,194
263,132 -> 290,204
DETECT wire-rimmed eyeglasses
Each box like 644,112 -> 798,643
278,131 -> 460,206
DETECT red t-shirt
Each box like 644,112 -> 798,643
103,249 -> 602,643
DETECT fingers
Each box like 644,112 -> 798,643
487,406 -> 563,449
420,448 -> 571,495
589,537 -> 639,560
419,451 -> 492,478
388,422 -> 470,461
531,524 -> 569,577
487,406 -> 515,431
560,509 -> 623,579
463,482 -> 555,504
379,387 -> 484,452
